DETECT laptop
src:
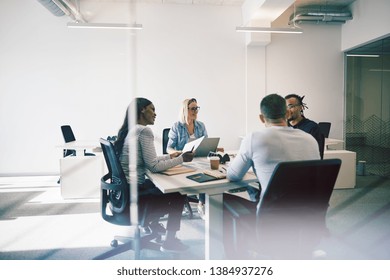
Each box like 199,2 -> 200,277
193,137 -> 220,157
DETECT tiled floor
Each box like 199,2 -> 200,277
0,176 -> 205,260
0,174 -> 389,260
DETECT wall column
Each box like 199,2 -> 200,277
245,33 -> 270,134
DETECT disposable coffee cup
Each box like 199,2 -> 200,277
209,156 -> 220,170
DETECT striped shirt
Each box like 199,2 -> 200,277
119,124 -> 183,185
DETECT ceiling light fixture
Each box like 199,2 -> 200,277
346,54 -> 380,57
67,22 -> 143,30
236,26 -> 303,34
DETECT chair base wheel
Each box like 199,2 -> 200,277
110,239 -> 118,247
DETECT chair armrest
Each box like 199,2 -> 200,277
101,174 -> 127,192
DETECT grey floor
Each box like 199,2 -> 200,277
0,174 -> 389,260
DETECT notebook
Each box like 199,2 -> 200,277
186,173 -> 220,183
161,165 -> 195,176
193,137 -> 220,157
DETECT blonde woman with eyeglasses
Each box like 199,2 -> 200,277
167,98 -> 217,219
167,98 -> 206,152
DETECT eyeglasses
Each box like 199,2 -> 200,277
287,104 -> 301,109
188,106 -> 200,112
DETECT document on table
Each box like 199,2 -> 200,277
161,165 -> 196,176
182,136 -> 205,153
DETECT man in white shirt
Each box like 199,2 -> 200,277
227,93 -> 320,203
224,93 -> 320,256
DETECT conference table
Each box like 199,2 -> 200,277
146,158 -> 257,260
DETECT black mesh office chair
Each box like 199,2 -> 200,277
58,125 -> 96,183
318,122 -> 331,138
318,132 -> 325,159
162,128 -> 199,219
162,128 -> 170,155
223,159 -> 341,259
318,122 -> 331,153
60,125 -> 95,157
93,138 -> 161,260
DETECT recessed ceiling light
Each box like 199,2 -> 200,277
67,22 -> 143,30
236,26 -> 303,34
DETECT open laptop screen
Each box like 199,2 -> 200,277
193,137 -> 220,157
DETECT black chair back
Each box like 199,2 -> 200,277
255,159 -> 341,258
60,125 -> 95,157
318,122 -> 331,138
99,138 -> 129,225
162,128 -> 170,154
61,125 -> 76,142
61,125 -> 76,157
319,132 -> 325,159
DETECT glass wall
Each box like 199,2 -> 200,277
345,37 -> 390,176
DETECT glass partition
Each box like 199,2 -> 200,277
345,37 -> 390,176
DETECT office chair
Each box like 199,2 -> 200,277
223,159 -> 341,259
162,128 -> 199,219
162,128 -> 170,155
318,122 -> 331,153
93,138 -> 162,260
60,125 -> 95,157
58,125 -> 97,183
319,132 -> 325,159
318,122 -> 331,138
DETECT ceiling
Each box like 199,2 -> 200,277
281,0 -> 355,26
126,0 -> 354,7
131,0 -> 356,27
177,0 -> 386,55
40,0 -> 357,25
290,0 -> 354,8
118,0 -> 355,26
135,0 -> 356,8
39,0 -> 389,54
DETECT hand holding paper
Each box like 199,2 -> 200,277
182,145 -> 195,162
182,136 -> 205,153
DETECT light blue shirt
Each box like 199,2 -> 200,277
167,120 -> 208,151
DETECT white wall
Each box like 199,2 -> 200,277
245,0 -> 390,140
0,0 -> 134,175
135,4 -> 246,152
342,0 -> 390,51
0,1 -> 245,175
265,24 -> 345,140
2,0 -> 389,175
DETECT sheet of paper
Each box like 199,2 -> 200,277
182,136 -> 205,153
